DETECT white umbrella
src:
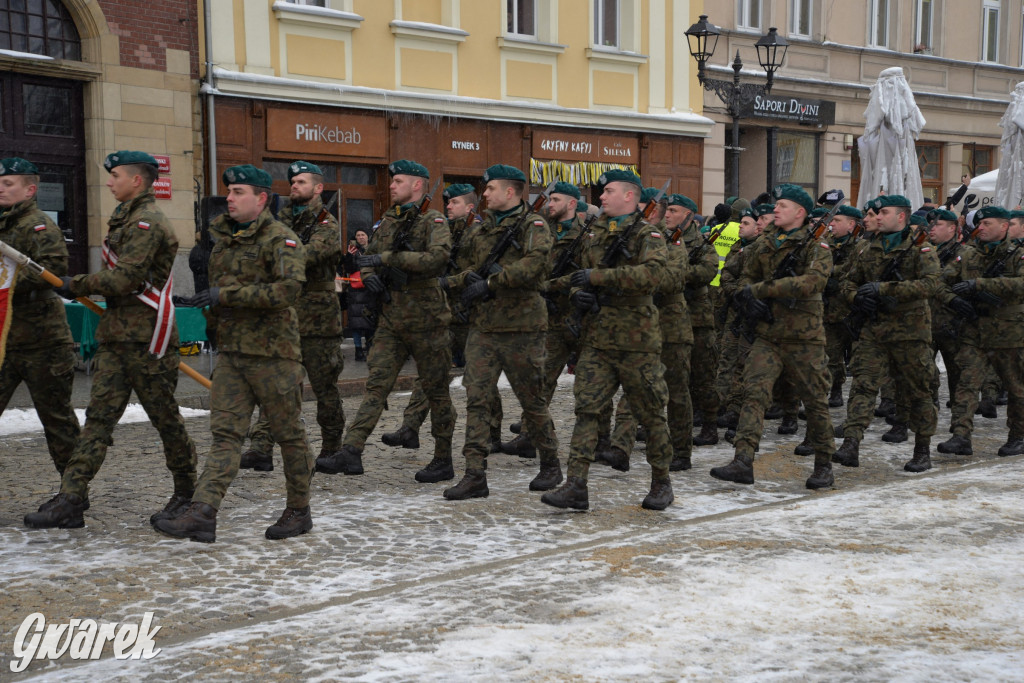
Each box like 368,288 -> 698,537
857,67 -> 926,210
994,82 -> 1024,209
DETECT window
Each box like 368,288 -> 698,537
23,84 -> 73,137
915,0 -> 932,52
791,0 -> 812,38
738,0 -> 762,31
963,144 -> 994,178
983,0 -> 1000,63
595,0 -> 619,48
916,142 -> 944,204
0,0 -> 81,60
869,0 -> 889,48
507,0 -> 536,37
775,131 -> 819,197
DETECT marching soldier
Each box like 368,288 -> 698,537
240,161 -> 345,471
315,160 -> 456,483
26,151 -> 197,529
928,209 -> 965,418
155,165 -> 312,542
823,205 -> 862,407
834,195 -> 940,472
0,157 -> 80,480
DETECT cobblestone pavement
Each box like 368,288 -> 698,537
1,374 -> 1023,681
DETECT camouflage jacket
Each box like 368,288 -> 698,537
823,233 -> 858,324
0,197 -> 72,349
931,239 -> 965,340
740,221 -> 831,344
680,223 -> 719,329
841,228 -> 940,343
70,190 -> 178,346
654,235 -> 693,345
543,216 -> 587,326
718,236 -> 757,329
447,215 -> 481,275
570,211 -> 667,353
205,207 -> 305,360
280,195 -> 343,337
942,239 -> 1024,348
362,202 -> 451,333
450,202 -> 551,333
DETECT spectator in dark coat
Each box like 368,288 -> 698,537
342,227 -> 376,360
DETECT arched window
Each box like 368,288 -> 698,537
0,0 -> 81,61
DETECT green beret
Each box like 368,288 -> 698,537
810,207 -> 828,219
868,195 -> 912,211
577,199 -> 589,212
0,157 -> 38,175
976,205 -> 1011,221
443,183 -> 475,202
909,214 -> 928,228
740,208 -> 755,219
222,164 -> 272,188
667,194 -> 698,213
597,169 -> 642,189
772,183 -> 813,214
1010,210 -> 1024,221
287,160 -> 323,181
752,203 -> 775,218
551,182 -> 581,200
104,151 -> 159,172
730,197 -> 751,220
388,159 -> 429,178
836,205 -> 863,220
640,187 -> 660,203
483,164 -> 526,183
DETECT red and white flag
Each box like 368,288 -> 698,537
0,250 -> 20,366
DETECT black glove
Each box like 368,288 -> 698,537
54,275 -> 75,300
853,292 -> 878,314
465,271 -> 484,285
544,294 -> 559,317
824,276 -> 840,296
356,253 -> 383,269
571,290 -> 599,313
460,278 -> 490,307
437,276 -> 449,292
182,287 -> 220,308
362,274 -> 385,294
951,280 -> 976,297
742,286 -> 770,320
857,282 -> 881,300
714,203 -> 732,224
570,269 -> 592,289
948,296 -> 978,319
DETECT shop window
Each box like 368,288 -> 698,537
340,166 -> 376,185
775,131 -> 818,197
507,0 -> 536,37
0,0 -> 81,60
22,84 -> 73,137
346,198 -> 375,234
738,0 -> 762,32
790,0 -> 812,38
869,0 -> 889,48
914,0 -> 933,53
983,0 -> 1000,63
963,144 -> 994,178
916,142 -> 943,205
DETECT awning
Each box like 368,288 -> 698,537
530,158 -> 639,186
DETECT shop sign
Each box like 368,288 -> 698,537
743,95 -> 836,125
532,131 -> 639,164
266,108 -> 387,158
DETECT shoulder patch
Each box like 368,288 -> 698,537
320,219 -> 330,224
284,238 -> 297,248
921,246 -> 932,252
533,220 -> 544,226
820,242 -> 830,248
33,224 -> 46,232
673,240 -> 681,246
434,217 -> 444,223
137,221 -> 150,230
956,255 -> 962,261
650,232 -> 662,239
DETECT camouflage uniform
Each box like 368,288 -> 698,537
715,235 -> 758,415
681,223 -> 721,431
191,207 -> 312,510
0,196 -> 80,475
823,233 -> 857,390
248,194 -> 345,455
60,189 -> 197,500
931,239 -> 964,412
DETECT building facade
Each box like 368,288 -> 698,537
0,0 -> 201,276
201,0 -> 714,238
700,0 -> 1024,209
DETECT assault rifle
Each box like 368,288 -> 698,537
549,209 -> 604,281
454,181 -> 557,323
688,221 -> 725,266
959,238 -> 1024,315
566,179 -> 670,338
298,191 -> 339,245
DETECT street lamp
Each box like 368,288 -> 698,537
686,15 -> 788,198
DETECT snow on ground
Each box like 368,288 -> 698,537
0,405 -> 208,437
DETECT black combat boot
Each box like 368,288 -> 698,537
882,422 -> 909,443
724,429 -> 736,443
777,416 -> 798,435
833,437 -> 860,467
834,422 -> 845,438
488,438 -> 503,454
415,457 -> 455,483
354,347 -> 365,361
805,463 -> 835,489
642,478 -> 674,510
636,425 -> 648,443
595,434 -> 612,454
693,409 -> 703,427
540,476 -> 589,510
794,438 -> 814,456
828,381 -> 844,408
717,409 -> 739,429
153,502 -> 217,543
500,433 -> 537,458
509,421 -> 522,434
874,398 -> 896,418
443,469 -> 489,500
150,490 -> 195,526
315,445 -> 363,475
709,456 -> 754,485
530,460 -> 563,491
240,449 -> 273,471
382,426 -> 420,449
595,446 -> 630,472
764,404 -> 784,420
669,453 -> 692,471
997,436 -> 1024,456
937,434 -> 973,455
24,493 -> 85,529
693,422 -> 719,446
904,441 -> 932,472
265,506 -> 312,540
977,398 -> 998,418
997,391 -> 1009,406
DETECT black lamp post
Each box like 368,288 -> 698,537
685,15 -> 788,198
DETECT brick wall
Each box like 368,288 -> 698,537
98,0 -> 199,76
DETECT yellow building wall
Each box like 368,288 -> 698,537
401,0 -> 443,24
286,35 -> 347,80
457,1 -> 500,100
400,48 -> 453,90
507,60 -> 554,100
557,2 -> 590,108
352,0 -> 397,89
593,71 -> 636,107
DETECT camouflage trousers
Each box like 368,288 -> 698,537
844,338 -> 937,442
193,353 -> 312,510
567,346 -> 672,480
462,330 -> 558,471
714,322 -> 750,413
932,331 -> 961,418
402,326 -> 502,442
0,343 -> 80,474
824,321 -> 853,388
508,321 -> 579,428
250,335 -> 345,454
733,338 -> 835,467
611,341 -> 692,458
950,344 -> 1024,438
344,324 -> 455,458
61,343 -> 197,499
690,326 -> 720,419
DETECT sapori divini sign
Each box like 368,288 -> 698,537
532,131 -> 639,164
742,95 -> 836,125
266,109 -> 387,158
